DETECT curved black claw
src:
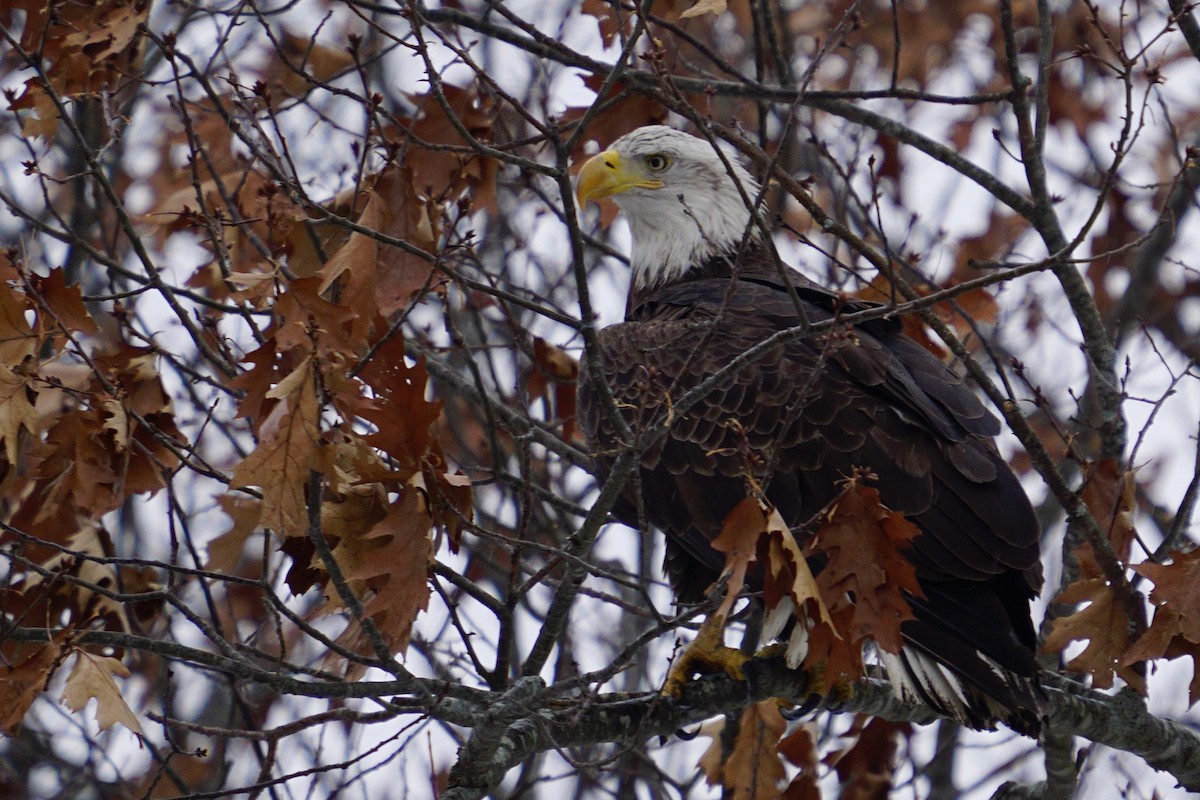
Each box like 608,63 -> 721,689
780,693 -> 823,720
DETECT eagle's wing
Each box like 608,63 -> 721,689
579,272 -> 1043,732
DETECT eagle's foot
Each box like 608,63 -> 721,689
662,613 -> 748,698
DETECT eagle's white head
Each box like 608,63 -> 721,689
576,126 -> 762,291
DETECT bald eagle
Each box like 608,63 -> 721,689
575,126 -> 1044,734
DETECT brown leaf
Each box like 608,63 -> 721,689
581,0 -> 625,46
206,495 -> 265,574
61,649 -> 143,735
400,84 -> 498,212
325,483 -> 392,601
8,79 -> 60,140
28,268 -> 100,339
274,28 -> 356,99
0,363 -> 39,466
759,501 -> 836,669
710,497 -> 768,619
698,701 -> 787,800
29,408 -> 119,521
680,0 -> 728,18
274,276 -> 360,361
8,0 -> 148,110
1124,550 -> 1200,703
24,525 -> 131,633
526,337 -> 580,439
807,482 -> 922,656
356,337 -> 442,479
0,278 -> 37,364
1076,460 -> 1138,579
826,717 -> 909,800
1043,577 -> 1143,692
955,211 -> 1031,272
230,358 -> 324,537
0,637 -> 65,733
778,724 -> 822,800
304,169 -> 445,322
1132,550 -> 1200,644
325,487 -> 434,676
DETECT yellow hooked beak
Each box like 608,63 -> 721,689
576,150 -> 665,206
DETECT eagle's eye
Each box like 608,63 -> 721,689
645,153 -> 670,172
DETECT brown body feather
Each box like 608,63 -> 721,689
579,247 -> 1044,734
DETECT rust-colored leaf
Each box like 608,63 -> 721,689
7,0 -> 149,124
0,279 -> 37,364
778,724 -> 821,800
1076,460 -> 1138,579
0,363 -> 39,466
356,336 -> 442,480
1043,577 -> 1142,692
825,717 -> 910,800
581,0 -> 625,46
0,637 -> 65,733
709,496 -> 766,619
1123,549 -> 1200,703
324,486 -> 434,676
206,495 -> 265,574
274,28 -> 356,99
526,337 -> 580,440
807,482 -> 922,656
230,358 -> 324,538
28,268 -> 100,338
1132,550 -> 1200,644
698,700 -> 787,800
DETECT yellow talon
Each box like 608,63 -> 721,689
662,613 -> 749,698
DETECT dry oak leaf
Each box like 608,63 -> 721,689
1043,577 -> 1143,692
0,638 -> 65,733
581,0 -> 625,46
355,335 -> 442,479
777,724 -> 821,800
324,487 -> 434,675
709,497 -> 766,620
681,0 -> 728,18
296,169 -> 444,324
825,716 -> 910,800
274,276 -> 360,361
61,649 -> 143,735
1076,459 -> 1138,579
398,83 -> 498,212
25,525 -> 132,632
1120,602 -> 1200,705
32,409 -> 120,522
698,700 -> 787,800
761,503 -> 831,626
28,268 -> 100,340
314,190 -> 387,338
8,80 -> 60,141
231,358 -> 324,538
206,495 -> 265,574
807,483 -> 922,655
7,0 -> 149,137
526,337 -> 580,440
324,482 -> 392,603
1132,550 -> 1200,643
1123,550 -> 1200,703
0,363 -> 39,465
274,28 -> 357,100
0,277 -> 37,364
